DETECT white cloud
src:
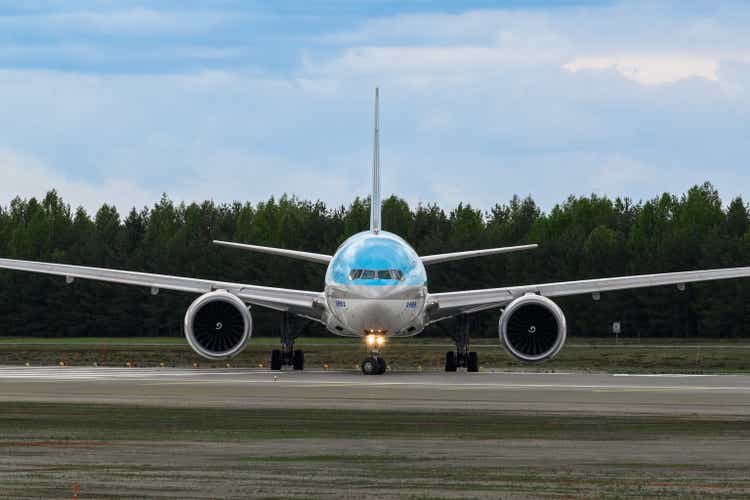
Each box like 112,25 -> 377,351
0,148 -> 158,212
0,8 -> 236,36
563,54 -> 721,85
306,45 -> 562,79
590,154 -> 655,192
320,9 -> 565,48
1,2 -> 750,215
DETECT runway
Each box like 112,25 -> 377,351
1,366 -> 749,416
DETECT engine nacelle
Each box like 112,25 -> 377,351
499,294 -> 566,363
184,291 -> 252,360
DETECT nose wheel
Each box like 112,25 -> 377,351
361,333 -> 388,375
361,355 -> 387,375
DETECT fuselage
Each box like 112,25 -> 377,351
323,231 -> 428,338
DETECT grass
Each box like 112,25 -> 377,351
2,402 -> 749,442
2,403 -> 750,498
1,336 -> 750,373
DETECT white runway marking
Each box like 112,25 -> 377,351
1,367 -> 748,393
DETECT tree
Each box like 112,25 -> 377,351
0,184 -> 749,339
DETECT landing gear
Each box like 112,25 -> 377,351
270,312 -> 307,371
361,334 -> 387,375
270,348 -> 304,370
467,351 -> 478,373
293,349 -> 305,370
445,351 -> 456,372
361,355 -> 386,375
446,314 -> 479,372
271,349 -> 282,370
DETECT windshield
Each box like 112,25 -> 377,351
348,269 -> 404,281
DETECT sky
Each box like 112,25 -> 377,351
0,0 -> 748,214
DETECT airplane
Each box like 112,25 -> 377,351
2,88 -> 750,375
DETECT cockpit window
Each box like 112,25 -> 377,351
378,270 -> 404,280
349,269 -> 404,281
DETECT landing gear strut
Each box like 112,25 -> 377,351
270,312 -> 306,370
361,334 -> 387,375
445,314 -> 479,372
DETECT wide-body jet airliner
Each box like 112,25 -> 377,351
2,89 -> 750,374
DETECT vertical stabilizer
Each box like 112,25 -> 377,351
370,87 -> 381,233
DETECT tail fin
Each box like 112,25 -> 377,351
370,87 -> 381,233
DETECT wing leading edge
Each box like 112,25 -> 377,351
0,258 -> 325,319
420,244 -> 538,265
428,266 -> 750,321
212,240 -> 332,264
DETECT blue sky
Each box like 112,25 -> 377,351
0,0 -> 748,213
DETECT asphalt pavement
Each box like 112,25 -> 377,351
1,367 -> 749,416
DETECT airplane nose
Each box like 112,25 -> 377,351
360,301 -> 391,332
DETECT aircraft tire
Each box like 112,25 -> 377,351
445,351 -> 457,372
467,351 -> 479,372
270,349 -> 282,370
361,356 -> 380,375
293,349 -> 305,370
376,357 -> 387,374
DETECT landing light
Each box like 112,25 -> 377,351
366,334 -> 386,348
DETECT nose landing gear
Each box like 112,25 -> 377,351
361,333 -> 387,375
361,355 -> 387,375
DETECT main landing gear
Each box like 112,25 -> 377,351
445,314 -> 479,372
361,334 -> 387,375
270,312 -> 306,371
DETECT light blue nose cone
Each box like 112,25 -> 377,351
326,231 -> 427,287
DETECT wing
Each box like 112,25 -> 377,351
213,240 -> 331,264
420,244 -> 537,265
0,258 -> 325,319
427,266 -> 750,321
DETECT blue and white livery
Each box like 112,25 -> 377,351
325,230 -> 428,338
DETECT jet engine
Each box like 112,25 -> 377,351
499,294 -> 566,363
184,290 -> 253,360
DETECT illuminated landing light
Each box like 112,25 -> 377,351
366,333 -> 386,348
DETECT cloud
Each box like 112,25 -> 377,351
305,45 -> 563,80
0,8 -> 236,36
0,148 -> 158,212
563,54 -> 721,86
319,9 -> 567,47
1,1 -> 750,215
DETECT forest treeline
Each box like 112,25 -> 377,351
1,182 -> 749,338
